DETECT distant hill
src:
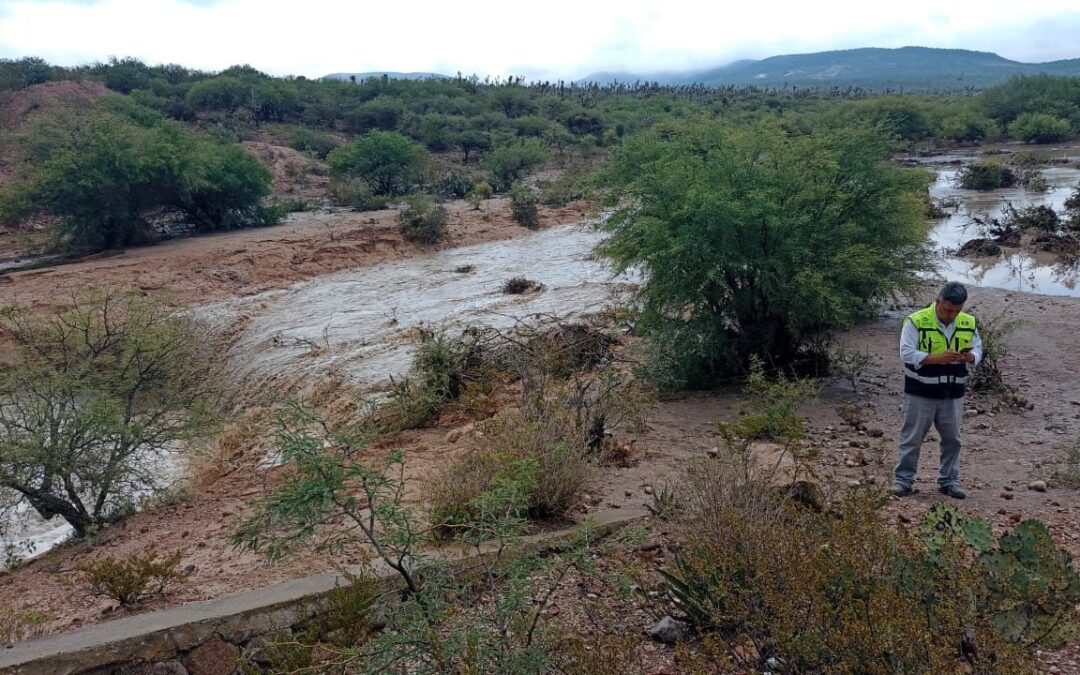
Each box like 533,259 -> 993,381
323,71 -> 448,82
579,47 -> 1080,90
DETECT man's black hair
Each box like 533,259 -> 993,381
939,281 -> 968,305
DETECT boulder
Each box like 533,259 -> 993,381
647,616 -> 688,644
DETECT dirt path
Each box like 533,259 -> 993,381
0,198 -> 591,309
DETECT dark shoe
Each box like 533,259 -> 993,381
939,485 -> 966,500
890,484 -> 914,497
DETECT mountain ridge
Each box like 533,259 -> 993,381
578,46 -> 1080,90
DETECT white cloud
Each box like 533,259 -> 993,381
0,0 -> 1077,78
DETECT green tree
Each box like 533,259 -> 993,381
0,57 -> 54,92
327,131 -> 426,196
1,105 -> 275,251
0,292 -> 220,537
1008,112 -> 1072,144
185,76 -> 249,112
485,139 -> 549,191
600,121 -> 930,389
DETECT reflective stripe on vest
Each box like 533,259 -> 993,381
903,303 -> 977,399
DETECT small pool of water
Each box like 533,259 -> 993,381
926,150 -> 1080,296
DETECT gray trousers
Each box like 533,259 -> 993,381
894,393 -> 964,490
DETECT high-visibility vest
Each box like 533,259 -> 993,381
903,303 -> 977,399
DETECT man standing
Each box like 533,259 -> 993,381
892,282 -> 982,499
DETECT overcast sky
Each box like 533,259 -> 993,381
1,0 -> 1078,80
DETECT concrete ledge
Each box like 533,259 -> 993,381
1,509 -> 643,674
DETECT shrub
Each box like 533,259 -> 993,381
957,161 -> 1019,190
287,126 -> 340,159
432,166 -> 474,199
539,174 -> 588,207
601,121 -> 930,388
0,604 -> 51,644
327,131 -> 426,196
1009,112 -> 1072,144
472,179 -> 494,200
78,551 -> 185,606
508,182 -> 539,228
328,180 -> 390,211
486,139 -> 549,191
427,404 -> 589,533
969,312 -> 1028,407
382,329 -> 495,431
664,483 -> 1044,673
398,194 -> 447,245
502,276 -> 540,294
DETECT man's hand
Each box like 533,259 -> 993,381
924,351 -> 967,365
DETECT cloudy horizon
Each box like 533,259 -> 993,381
1,0 -> 1078,80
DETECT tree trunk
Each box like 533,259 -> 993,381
14,486 -> 89,536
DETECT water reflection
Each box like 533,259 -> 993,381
927,150 -> 1080,297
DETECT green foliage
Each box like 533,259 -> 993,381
399,194 -> 448,245
0,291 -> 221,536
472,179 -> 494,200
485,139 -> 549,191
328,180 -> 390,211
77,551 -> 185,606
185,75 -> 249,112
342,96 -> 405,133
730,361 -> 816,441
508,181 -> 540,228
431,166 -> 474,199
427,406 -> 589,534
1008,112 -> 1072,144
1,104 -> 274,251
0,57 -> 54,92
937,109 -> 998,142
981,75 -> 1080,131
287,125 -> 340,159
235,401 -> 589,674
327,131 -> 426,196
539,172 -> 590,207
382,329 -> 492,431
664,462 -> 1040,673
957,160 -> 1019,190
601,120 -> 930,388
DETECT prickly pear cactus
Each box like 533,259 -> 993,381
918,502 -> 992,554
976,519 -> 1080,649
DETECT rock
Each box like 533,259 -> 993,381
647,616 -> 688,644
706,447 -> 719,458
643,485 -> 653,495
1029,480 -> 1048,492
866,428 -> 885,438
121,662 -> 189,675
182,637 -> 240,675
444,424 -> 474,444
1000,492 -> 1015,500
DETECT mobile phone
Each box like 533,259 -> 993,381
960,347 -> 972,353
